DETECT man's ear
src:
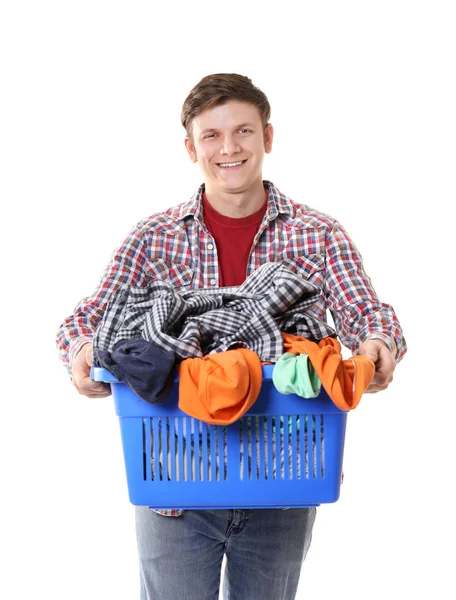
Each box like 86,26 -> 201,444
264,123 -> 274,154
184,136 -> 198,163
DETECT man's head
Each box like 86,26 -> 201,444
182,74 -> 273,198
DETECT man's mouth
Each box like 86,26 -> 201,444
216,160 -> 247,168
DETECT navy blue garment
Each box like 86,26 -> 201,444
97,338 -> 176,404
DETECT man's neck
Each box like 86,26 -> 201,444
204,180 -> 266,218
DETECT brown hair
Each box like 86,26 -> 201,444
181,73 -> 271,138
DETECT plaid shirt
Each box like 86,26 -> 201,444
56,180 -> 406,516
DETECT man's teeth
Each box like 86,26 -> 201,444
218,161 -> 243,168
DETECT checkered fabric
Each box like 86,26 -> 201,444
92,262 -> 336,365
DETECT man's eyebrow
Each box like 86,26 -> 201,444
236,122 -> 256,129
200,122 -> 257,134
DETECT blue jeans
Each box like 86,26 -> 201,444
135,507 -> 317,600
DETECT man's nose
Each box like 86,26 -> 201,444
220,135 -> 241,155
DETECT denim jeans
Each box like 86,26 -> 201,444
135,506 -> 317,600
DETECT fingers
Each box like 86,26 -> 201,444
72,343 -> 111,398
358,340 -> 385,363
365,371 -> 394,393
73,377 -> 111,398
358,339 -> 396,394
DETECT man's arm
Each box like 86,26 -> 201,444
56,219 -> 150,392
324,221 -> 406,391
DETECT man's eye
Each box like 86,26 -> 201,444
204,134 -> 216,139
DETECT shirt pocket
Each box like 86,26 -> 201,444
282,254 -> 325,287
146,259 -> 194,289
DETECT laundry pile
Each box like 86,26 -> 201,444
94,262 -> 375,420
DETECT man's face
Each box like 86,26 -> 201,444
185,100 -> 273,195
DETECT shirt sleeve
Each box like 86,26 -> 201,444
55,220 -> 151,375
325,221 -> 406,362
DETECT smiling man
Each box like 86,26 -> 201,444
57,73 -> 406,600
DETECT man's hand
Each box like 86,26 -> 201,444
358,339 -> 396,393
72,343 -> 111,398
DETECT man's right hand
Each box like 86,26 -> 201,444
72,343 -> 111,398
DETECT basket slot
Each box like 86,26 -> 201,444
206,424 -> 212,482
314,415 -> 323,479
249,417 -> 254,480
147,417 -> 158,481
238,419 -> 244,480
258,416 -> 266,481
287,417 -> 293,479
185,419 -> 193,482
160,418 -> 166,481
307,417 -> 312,477
254,417 -> 260,480
142,418 -> 151,481
220,427 -> 227,481
200,421 -> 207,482
300,416 -> 308,479
266,415 -> 273,480
273,417 -> 279,479
280,419 -> 286,480
321,415 -> 325,478
247,417 -> 253,480
161,417 -> 168,482
151,419 -> 157,481
311,415 -> 316,478
309,414 -> 324,479
291,416 -> 298,480
210,425 -> 218,482
177,418 -> 184,482
216,426 -> 222,481
168,418 -> 176,482
238,419 -> 242,480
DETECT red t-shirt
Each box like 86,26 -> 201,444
202,191 -> 268,287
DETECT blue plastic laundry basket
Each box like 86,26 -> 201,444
92,365 -> 348,509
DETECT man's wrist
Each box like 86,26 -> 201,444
365,334 -> 397,359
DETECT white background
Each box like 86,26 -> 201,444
1,1 -> 455,598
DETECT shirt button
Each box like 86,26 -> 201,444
210,279 -> 217,286
207,243 -> 214,250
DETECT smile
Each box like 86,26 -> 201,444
216,160 -> 247,168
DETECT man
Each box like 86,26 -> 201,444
57,73 -> 406,599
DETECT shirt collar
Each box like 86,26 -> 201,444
174,181 -> 294,223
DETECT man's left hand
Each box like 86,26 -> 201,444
358,339 -> 396,393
